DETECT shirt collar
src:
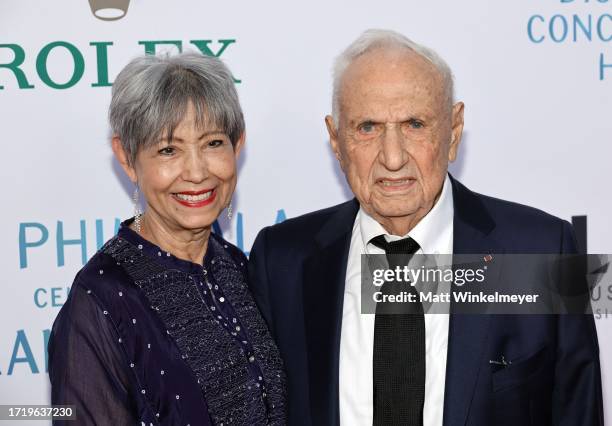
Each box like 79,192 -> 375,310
359,174 -> 454,254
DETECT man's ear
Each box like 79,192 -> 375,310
112,137 -> 137,183
448,102 -> 465,162
233,132 -> 245,158
325,115 -> 343,165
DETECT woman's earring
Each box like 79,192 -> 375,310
133,185 -> 142,233
227,201 -> 233,220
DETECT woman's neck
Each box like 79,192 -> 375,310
134,213 -> 211,265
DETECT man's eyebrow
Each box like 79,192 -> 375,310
349,118 -> 379,126
351,117 -> 427,126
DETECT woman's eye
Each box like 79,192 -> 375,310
208,139 -> 225,148
158,146 -> 175,155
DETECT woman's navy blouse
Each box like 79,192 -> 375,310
49,222 -> 287,425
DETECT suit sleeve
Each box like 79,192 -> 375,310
248,227 -> 276,336
552,220 -> 604,425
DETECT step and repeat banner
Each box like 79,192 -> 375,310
1,0 -> 610,423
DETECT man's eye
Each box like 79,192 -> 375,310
407,119 -> 424,129
158,147 -> 175,155
358,122 -> 377,134
208,139 -> 224,148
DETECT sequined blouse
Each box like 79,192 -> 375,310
49,221 -> 287,425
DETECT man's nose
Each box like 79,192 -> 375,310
379,124 -> 408,171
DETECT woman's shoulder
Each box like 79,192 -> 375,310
75,237 -> 134,293
51,238 -> 134,351
58,235 -> 165,345
68,235 -> 156,318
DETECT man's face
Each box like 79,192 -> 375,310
326,48 -> 464,235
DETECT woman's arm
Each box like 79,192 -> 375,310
49,281 -> 138,426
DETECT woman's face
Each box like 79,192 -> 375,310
117,103 -> 243,235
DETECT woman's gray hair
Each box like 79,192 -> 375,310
331,29 -> 455,126
109,52 -> 244,164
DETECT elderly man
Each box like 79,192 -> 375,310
249,29 -> 603,426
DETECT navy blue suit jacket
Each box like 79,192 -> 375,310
248,176 -> 603,426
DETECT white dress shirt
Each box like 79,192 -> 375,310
339,175 -> 454,426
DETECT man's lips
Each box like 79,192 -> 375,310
376,178 -> 416,191
172,188 -> 216,207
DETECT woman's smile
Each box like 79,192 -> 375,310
172,188 -> 217,207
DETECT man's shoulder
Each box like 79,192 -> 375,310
453,177 -> 568,230
466,187 -> 573,252
451,177 -> 575,252
255,199 -> 358,251
479,192 -> 565,228
276,199 -> 357,230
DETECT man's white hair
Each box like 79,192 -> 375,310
331,29 -> 455,126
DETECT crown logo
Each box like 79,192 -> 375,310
88,0 -> 130,21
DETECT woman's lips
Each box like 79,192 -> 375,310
172,188 -> 216,207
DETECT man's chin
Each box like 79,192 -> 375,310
368,202 -> 421,221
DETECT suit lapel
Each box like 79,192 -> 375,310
303,199 -> 359,426
443,176 -> 501,426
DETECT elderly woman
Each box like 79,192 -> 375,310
48,53 -> 286,425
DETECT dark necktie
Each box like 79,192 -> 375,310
370,235 -> 425,426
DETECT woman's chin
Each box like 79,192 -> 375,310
176,217 -> 218,232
